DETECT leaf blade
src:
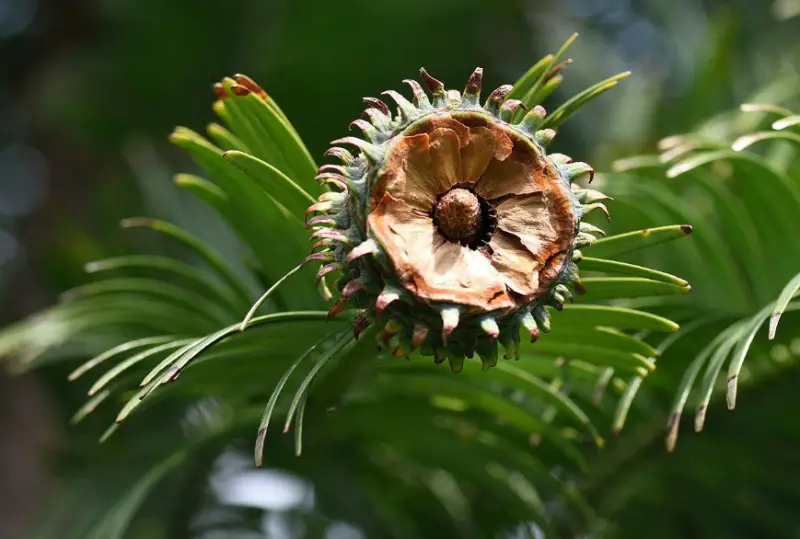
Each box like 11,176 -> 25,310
587,225 -> 693,258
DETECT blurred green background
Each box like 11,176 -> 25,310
1,0 -> 799,537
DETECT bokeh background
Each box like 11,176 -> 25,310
1,0 -> 799,537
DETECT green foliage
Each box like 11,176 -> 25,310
2,31 -> 799,539
609,81 -> 800,453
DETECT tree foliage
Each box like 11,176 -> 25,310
2,29 -> 799,539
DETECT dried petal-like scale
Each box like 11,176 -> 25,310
303,67 -> 607,368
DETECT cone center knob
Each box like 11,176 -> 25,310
434,188 -> 483,243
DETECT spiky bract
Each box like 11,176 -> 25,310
304,68 -> 610,371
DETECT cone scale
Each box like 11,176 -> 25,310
303,67 -> 608,370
